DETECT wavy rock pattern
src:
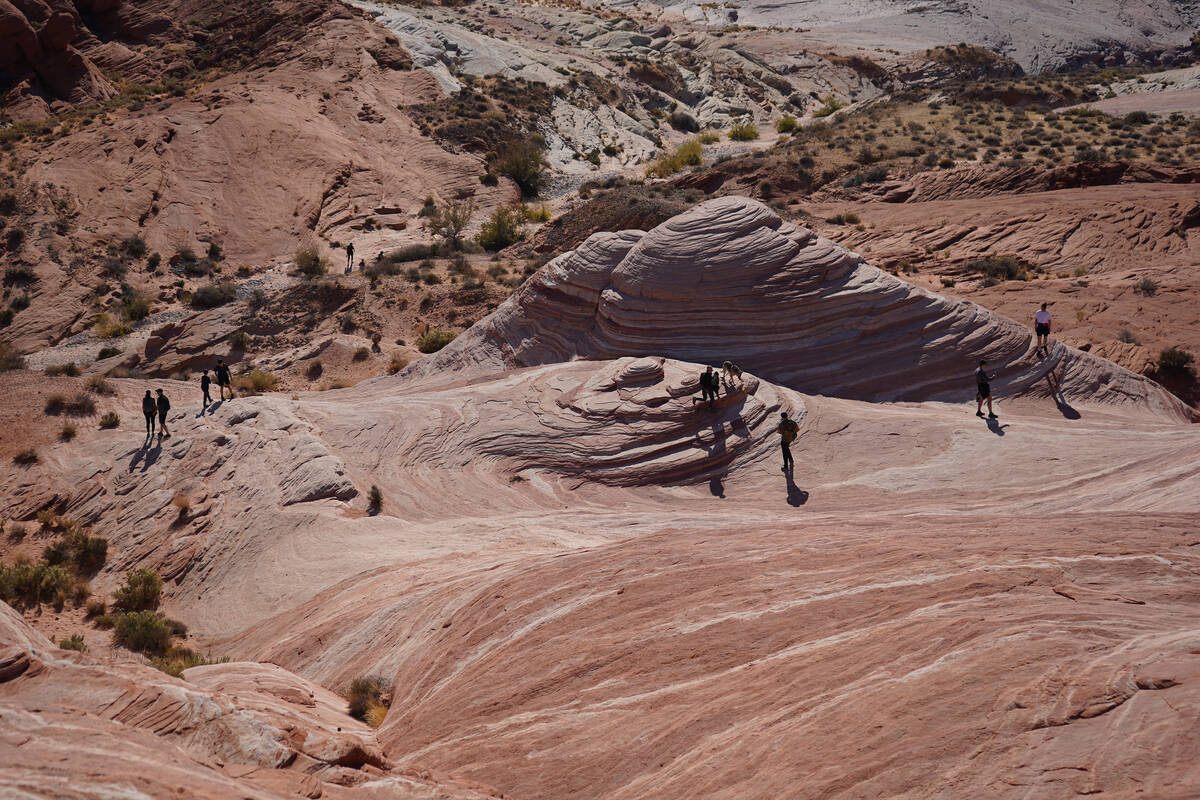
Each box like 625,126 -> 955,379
405,196 -> 1188,420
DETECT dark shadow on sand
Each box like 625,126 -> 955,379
709,475 -> 725,498
986,418 -> 1009,436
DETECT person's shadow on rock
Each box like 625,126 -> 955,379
785,470 -> 808,506
709,475 -> 725,498
202,400 -> 224,417
986,418 -> 1009,436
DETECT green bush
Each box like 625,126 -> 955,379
775,116 -> 799,133
476,206 -> 524,251
59,634 -> 87,652
151,647 -> 228,677
368,485 -> 383,511
491,138 -> 547,198
1157,347 -> 1195,378
813,95 -> 844,118
0,562 -> 74,606
121,236 -> 147,258
728,120 -> 759,141
646,138 -> 704,178
233,370 -> 277,395
417,329 -> 457,353
190,282 -> 236,309
113,568 -> 162,611
0,342 -> 24,371
966,255 -> 1032,282
113,611 -> 171,654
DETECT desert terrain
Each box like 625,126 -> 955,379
2,0 -> 1199,798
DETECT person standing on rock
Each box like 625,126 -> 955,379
216,359 -> 233,401
200,370 -> 212,409
975,360 -> 998,420
142,390 -> 157,439
776,411 -> 798,473
693,365 -> 719,410
156,388 -> 172,439
346,242 -> 355,272
1034,303 -> 1052,358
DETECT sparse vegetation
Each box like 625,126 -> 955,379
151,647 -> 229,677
477,206 -> 524,251
966,255 -> 1036,283
295,247 -> 329,279
98,412 -> 120,429
59,634 -> 87,652
417,329 -> 457,353
1156,347 -> 1195,379
60,423 -> 77,441
45,362 -> 81,377
775,116 -> 799,134
234,370 -> 277,395
426,199 -> 475,250
97,346 -> 122,360
728,120 -> 759,141
368,485 -> 383,513
305,360 -> 323,380
491,138 -> 548,198
113,610 -> 172,655
388,353 -> 409,374
112,568 -> 162,611
646,138 -> 704,178
0,341 -> 24,371
190,281 -> 236,309
45,393 -> 95,416
171,492 -> 191,519
346,675 -> 391,726
1133,277 -> 1158,296
0,560 -> 75,609
85,374 -> 115,395
1117,329 -> 1140,345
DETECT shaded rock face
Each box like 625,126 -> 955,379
407,196 -> 1188,419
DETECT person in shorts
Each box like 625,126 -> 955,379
1034,303 -> 1052,357
975,360 -> 997,419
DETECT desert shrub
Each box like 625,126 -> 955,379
0,341 -> 24,371
966,255 -> 1032,282
813,95 -> 844,118
521,203 -> 551,223
1123,110 -> 1151,125
476,206 -> 524,251
59,423 -> 76,441
147,253 -> 162,271
346,675 -> 391,724
206,243 -> 223,262
5,227 -> 25,251
491,138 -> 548,198
113,611 -> 171,654
151,647 -> 228,678
843,166 -> 888,187
228,330 -> 250,351
0,562 -> 73,606
98,412 -> 120,429
121,236 -> 147,259
368,485 -> 383,512
94,313 -> 132,339
97,346 -> 122,360
1133,277 -> 1158,296
121,288 -> 152,321
171,492 -> 190,519
426,198 -> 475,250
668,110 -> 699,132
417,329 -> 457,353
295,247 -> 328,278
1117,329 -> 1140,345
69,531 -> 108,572
646,138 -> 704,178
388,353 -> 408,374
422,272 -> 442,285
234,370 -> 277,394
113,568 -> 161,611
59,634 -> 87,652
775,115 -> 799,133
728,120 -> 759,141
85,598 -> 107,619
1157,347 -> 1195,378
353,346 -> 370,361
940,277 -> 956,287
45,362 -> 80,377
42,539 -> 73,566
697,131 -> 720,144
190,282 -> 236,309
85,374 -> 115,395
305,360 -> 323,380
3,266 -> 36,286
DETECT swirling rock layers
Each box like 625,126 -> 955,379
405,196 -> 1188,420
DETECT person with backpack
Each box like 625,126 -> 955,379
1034,303 -> 1052,358
200,370 -> 212,408
975,359 -> 998,419
692,365 -> 719,410
215,359 -> 233,400
141,390 -> 156,438
155,388 -> 171,439
776,411 -> 798,473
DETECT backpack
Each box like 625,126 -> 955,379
780,419 -> 798,443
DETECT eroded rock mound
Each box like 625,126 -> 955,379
404,196 -> 1188,419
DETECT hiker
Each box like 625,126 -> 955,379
777,411 -> 798,473
155,388 -> 171,439
346,242 -> 355,272
200,370 -> 212,408
216,359 -> 233,400
692,365 -> 719,410
975,359 -> 998,419
1034,303 -> 1052,357
142,390 -> 156,438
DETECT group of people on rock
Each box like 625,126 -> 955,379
138,359 -> 233,442
691,303 -> 1055,474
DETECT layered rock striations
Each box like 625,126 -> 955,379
404,196 -> 1190,419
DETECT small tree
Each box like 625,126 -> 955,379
491,138 -> 548,198
427,198 -> 475,250
113,568 -> 162,611
1157,347 -> 1195,379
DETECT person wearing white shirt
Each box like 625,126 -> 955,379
1034,303 -> 1052,357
